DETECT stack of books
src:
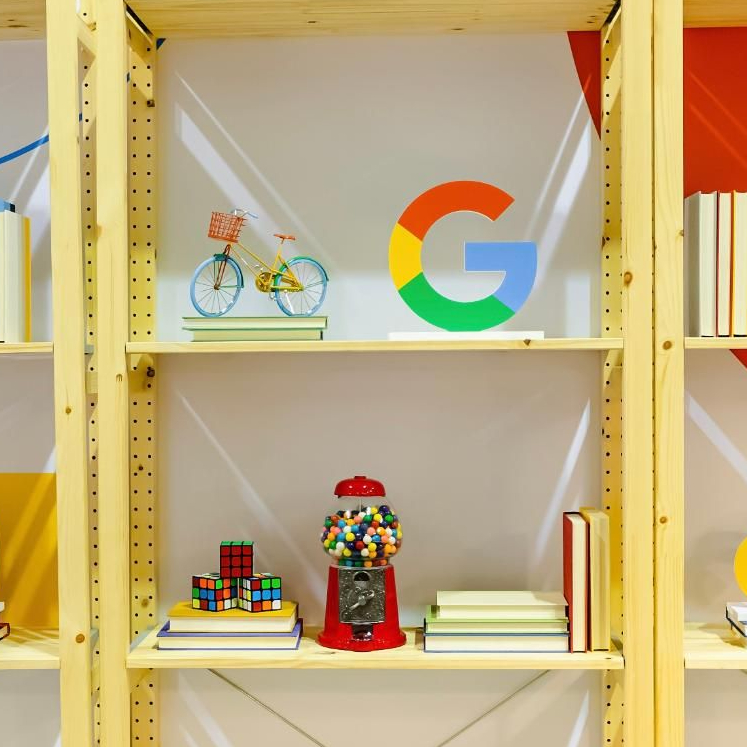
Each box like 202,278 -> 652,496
562,508 -> 611,652
424,591 -> 569,653
0,201 -> 32,343
156,600 -> 302,651
726,601 -> 747,641
182,316 -> 327,342
0,601 -> 8,641
686,191 -> 747,337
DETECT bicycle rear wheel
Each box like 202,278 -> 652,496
190,255 -> 243,317
273,256 -> 328,317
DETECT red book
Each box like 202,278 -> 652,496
563,512 -> 588,652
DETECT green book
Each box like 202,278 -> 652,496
425,606 -> 568,635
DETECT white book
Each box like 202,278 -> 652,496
717,192 -> 732,336
732,193 -> 747,336
436,591 -> 567,620
685,192 -> 717,336
726,601 -> 747,625
0,210 -> 27,343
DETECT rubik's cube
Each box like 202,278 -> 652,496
237,574 -> 282,612
220,540 -> 254,579
192,573 -> 238,612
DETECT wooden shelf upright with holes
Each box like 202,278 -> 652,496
0,1 -> 95,747
653,2 -> 747,747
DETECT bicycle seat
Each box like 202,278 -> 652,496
274,233 -> 296,241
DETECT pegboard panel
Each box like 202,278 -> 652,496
80,44 -> 101,744
601,13 -> 624,747
128,24 -> 159,747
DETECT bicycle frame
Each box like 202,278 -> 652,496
217,240 -> 303,292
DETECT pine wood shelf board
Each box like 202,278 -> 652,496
0,628 -> 60,669
685,337 -> 747,349
0,1 -> 45,39
126,338 -> 623,355
0,342 -> 53,355
684,1 -> 747,28
127,626 -> 624,670
126,1 -> 617,37
684,623 -> 747,669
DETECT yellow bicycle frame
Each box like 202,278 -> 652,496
222,239 -> 303,292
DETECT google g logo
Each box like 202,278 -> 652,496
389,181 -> 537,331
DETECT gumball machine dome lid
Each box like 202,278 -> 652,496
335,475 -> 385,498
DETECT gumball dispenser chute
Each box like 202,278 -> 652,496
318,475 -> 406,651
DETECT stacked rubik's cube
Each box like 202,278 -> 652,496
191,540 -> 283,613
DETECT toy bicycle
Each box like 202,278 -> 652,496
189,209 -> 328,317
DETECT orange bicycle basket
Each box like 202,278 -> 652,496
208,212 -> 245,243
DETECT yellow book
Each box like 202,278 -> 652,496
167,600 -> 298,633
580,507 -> 611,651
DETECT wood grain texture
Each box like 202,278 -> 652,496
127,626 -> 625,670
0,0 -> 45,39
684,623 -> 747,668
684,1 -> 747,27
45,0 -> 93,744
0,628 -> 60,669
685,337 -> 747,349
653,0 -> 684,745
127,0 -> 616,36
621,0 -> 655,744
0,342 -> 53,354
96,1 -> 132,746
126,338 -> 624,354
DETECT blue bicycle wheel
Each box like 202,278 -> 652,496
273,256 -> 328,316
190,255 -> 243,317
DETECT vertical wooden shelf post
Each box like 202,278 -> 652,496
653,0 -> 684,745
621,0 -> 656,743
97,1 -> 131,746
45,0 -> 94,745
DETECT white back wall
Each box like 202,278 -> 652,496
157,35 -> 599,340
154,34 -> 605,745
0,41 -> 52,342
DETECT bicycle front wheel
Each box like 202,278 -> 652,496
273,256 -> 328,317
190,255 -> 243,317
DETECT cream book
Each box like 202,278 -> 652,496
685,192 -> 717,336
424,606 -> 567,634
580,507 -> 611,651
182,316 -> 327,330
718,192 -> 732,336
0,210 -> 30,343
167,600 -> 298,633
435,591 -> 567,620
732,192 -> 747,336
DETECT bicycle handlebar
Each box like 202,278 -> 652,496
232,208 -> 259,220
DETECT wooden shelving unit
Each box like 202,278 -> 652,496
0,628 -> 59,670
128,626 -> 624,671
0,0 -> 94,745
81,1 -> 656,746
127,338 -> 624,355
654,3 -> 747,746
0,342 -> 53,354
21,0 -> 698,744
685,337 -> 747,349
684,624 -> 747,670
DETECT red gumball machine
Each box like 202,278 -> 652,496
318,476 -> 406,651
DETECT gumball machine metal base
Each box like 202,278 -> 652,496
318,564 -> 406,652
